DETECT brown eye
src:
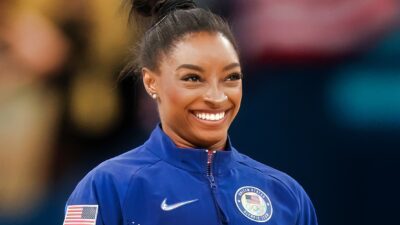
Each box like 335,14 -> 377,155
182,74 -> 202,82
225,72 -> 243,81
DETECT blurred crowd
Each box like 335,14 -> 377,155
0,0 -> 399,225
0,0 -> 137,219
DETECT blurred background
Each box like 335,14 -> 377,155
0,0 -> 399,224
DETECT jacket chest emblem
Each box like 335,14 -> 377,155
235,186 -> 273,223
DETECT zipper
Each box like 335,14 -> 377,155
206,150 -> 228,225
207,150 -> 217,188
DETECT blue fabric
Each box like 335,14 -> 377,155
65,125 -> 318,225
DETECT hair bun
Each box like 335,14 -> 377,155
131,0 -> 196,19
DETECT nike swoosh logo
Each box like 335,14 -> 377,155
160,198 -> 198,211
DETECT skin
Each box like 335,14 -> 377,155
143,31 -> 242,151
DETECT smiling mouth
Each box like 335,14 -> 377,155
193,111 -> 226,121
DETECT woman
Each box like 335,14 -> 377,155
63,0 -> 318,224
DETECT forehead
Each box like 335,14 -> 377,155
163,31 -> 239,67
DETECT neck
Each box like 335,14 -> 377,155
175,140 -> 226,151
161,125 -> 227,151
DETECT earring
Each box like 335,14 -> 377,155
151,93 -> 157,99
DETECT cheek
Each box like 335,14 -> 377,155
164,87 -> 182,105
165,87 -> 190,106
227,85 -> 243,107
161,84 -> 195,113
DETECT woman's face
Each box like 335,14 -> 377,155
143,32 -> 242,150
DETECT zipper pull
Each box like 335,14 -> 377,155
209,174 -> 216,188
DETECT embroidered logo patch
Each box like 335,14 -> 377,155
235,186 -> 273,223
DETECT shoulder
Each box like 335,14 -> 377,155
234,151 -> 308,202
94,144 -> 162,178
69,145 -> 162,203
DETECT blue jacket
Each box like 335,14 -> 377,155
64,125 -> 318,225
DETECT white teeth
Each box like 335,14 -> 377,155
194,112 -> 225,121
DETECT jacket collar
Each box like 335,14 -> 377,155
144,124 -> 239,174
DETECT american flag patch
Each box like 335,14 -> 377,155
245,194 -> 260,204
63,205 -> 98,225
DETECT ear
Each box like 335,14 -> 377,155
142,67 -> 159,96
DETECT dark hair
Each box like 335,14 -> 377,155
121,0 -> 239,78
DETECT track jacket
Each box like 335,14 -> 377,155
64,125 -> 318,225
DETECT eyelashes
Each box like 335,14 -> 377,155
180,72 -> 243,82
181,74 -> 202,82
225,72 -> 243,81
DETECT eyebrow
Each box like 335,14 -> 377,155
176,64 -> 204,72
222,62 -> 241,71
175,62 -> 241,72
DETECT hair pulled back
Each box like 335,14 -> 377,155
122,0 -> 239,77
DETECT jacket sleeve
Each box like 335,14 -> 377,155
63,169 -> 123,225
295,184 -> 318,225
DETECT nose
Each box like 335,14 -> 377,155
203,84 -> 227,104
